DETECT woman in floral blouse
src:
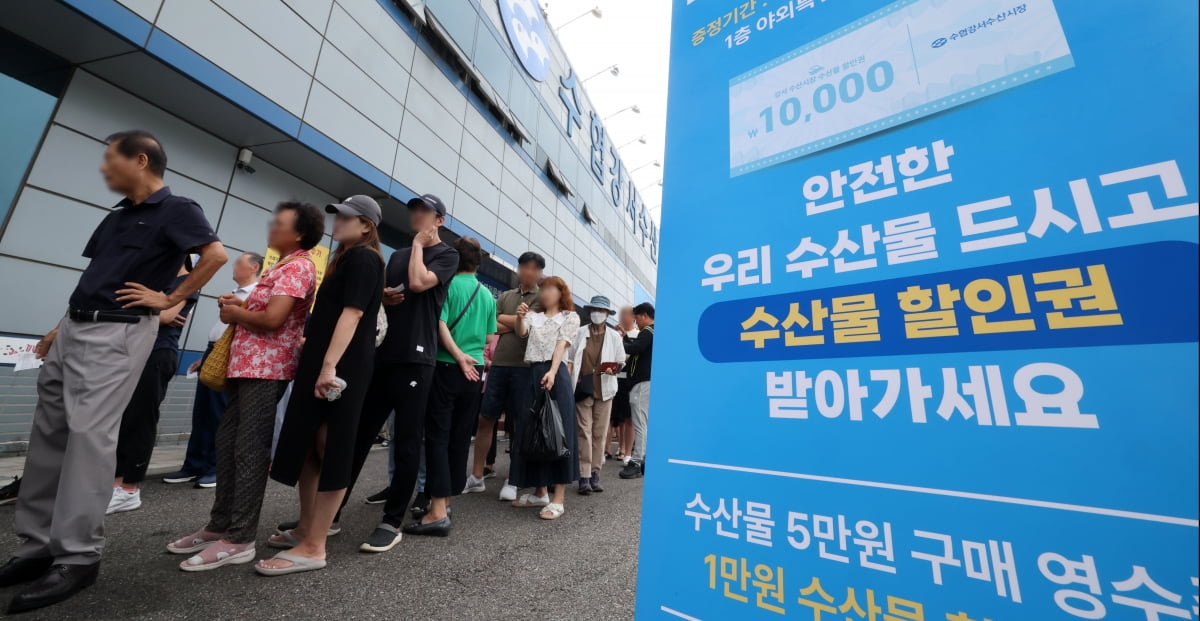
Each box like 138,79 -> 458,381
168,201 -> 324,571
511,276 -> 579,520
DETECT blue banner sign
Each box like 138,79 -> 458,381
641,1 -> 1198,619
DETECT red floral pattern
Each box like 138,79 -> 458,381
227,250 -> 316,380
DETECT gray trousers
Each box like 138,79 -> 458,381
629,381 -> 651,464
14,315 -> 157,564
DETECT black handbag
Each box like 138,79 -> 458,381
522,388 -> 569,461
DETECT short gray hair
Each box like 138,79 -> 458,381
242,252 -> 264,272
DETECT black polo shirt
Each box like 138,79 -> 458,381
376,242 -> 459,366
69,186 -> 219,311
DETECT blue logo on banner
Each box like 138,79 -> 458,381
498,0 -> 551,82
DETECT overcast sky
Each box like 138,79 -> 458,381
544,1 -> 673,221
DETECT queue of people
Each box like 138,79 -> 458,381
0,129 -> 657,613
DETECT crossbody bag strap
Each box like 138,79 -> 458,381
447,282 -> 483,331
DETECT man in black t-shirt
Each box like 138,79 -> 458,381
342,193 -> 459,553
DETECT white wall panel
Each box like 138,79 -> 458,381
392,145 -> 456,205
462,103 -> 504,157
333,0 -> 416,69
212,0 -> 323,72
23,125 -> 117,208
0,257 -> 81,335
215,197 -> 272,261
283,0 -> 333,32
156,0 -> 313,116
0,189 -> 106,271
399,116 -> 459,177
500,168 -> 532,212
303,83 -> 397,174
408,47 -> 466,121
494,219 -> 523,261
165,172 -> 229,226
315,44 -> 404,137
402,83 -> 463,146
324,5 -> 410,104
456,160 -> 500,211
227,157 -> 334,212
449,187 -> 497,241
459,132 -> 502,186
55,73 -> 237,190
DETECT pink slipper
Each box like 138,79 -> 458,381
166,528 -> 224,554
179,540 -> 256,572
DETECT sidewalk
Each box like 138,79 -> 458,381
0,444 -> 189,482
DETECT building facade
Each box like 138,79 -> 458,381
0,0 -> 659,451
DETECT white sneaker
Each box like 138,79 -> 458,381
107,487 -> 142,514
463,475 -> 487,494
498,480 -> 518,501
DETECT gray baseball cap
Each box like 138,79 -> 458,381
326,195 -> 382,225
407,193 -> 447,218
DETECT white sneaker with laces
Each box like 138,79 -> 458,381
498,480 -> 518,501
463,475 -> 486,494
107,487 -> 142,515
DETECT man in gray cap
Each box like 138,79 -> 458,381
341,193 -> 459,553
567,295 -> 626,494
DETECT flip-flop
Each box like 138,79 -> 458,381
253,551 -> 327,576
267,529 -> 301,549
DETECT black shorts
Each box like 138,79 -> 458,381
479,366 -> 532,421
611,377 -> 633,424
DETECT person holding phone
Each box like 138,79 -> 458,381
511,277 -> 579,520
567,296 -> 626,495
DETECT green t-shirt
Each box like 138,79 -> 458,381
436,273 -> 497,365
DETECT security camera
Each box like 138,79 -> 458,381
236,148 -> 255,174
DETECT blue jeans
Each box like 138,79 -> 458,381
181,345 -> 226,476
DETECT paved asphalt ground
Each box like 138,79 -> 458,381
0,447 -> 642,620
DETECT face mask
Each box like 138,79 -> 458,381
590,312 -> 609,325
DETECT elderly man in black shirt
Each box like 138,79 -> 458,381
0,130 -> 227,613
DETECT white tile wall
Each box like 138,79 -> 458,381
54,73 -> 237,190
324,5 -> 410,104
24,125 -> 119,209
156,0 -> 314,117
399,115 -> 460,178
333,0 -> 416,69
459,132 -> 502,186
449,187 -> 497,241
314,43 -> 405,137
283,0 -> 334,32
392,144 -> 457,205
303,82 -> 397,174
455,160 -> 500,211
212,0 -> 323,73
0,189 -> 107,271
0,257 -> 83,336
214,196 -> 272,262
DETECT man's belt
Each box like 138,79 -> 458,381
68,308 -> 158,323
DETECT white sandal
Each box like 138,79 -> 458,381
512,493 -> 550,508
539,503 -> 565,520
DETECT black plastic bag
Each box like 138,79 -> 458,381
522,388 -> 569,461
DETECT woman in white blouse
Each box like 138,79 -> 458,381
512,276 -> 580,520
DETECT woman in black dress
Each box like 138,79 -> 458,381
255,196 -> 385,576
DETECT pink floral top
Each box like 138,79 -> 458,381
227,250 -> 316,380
